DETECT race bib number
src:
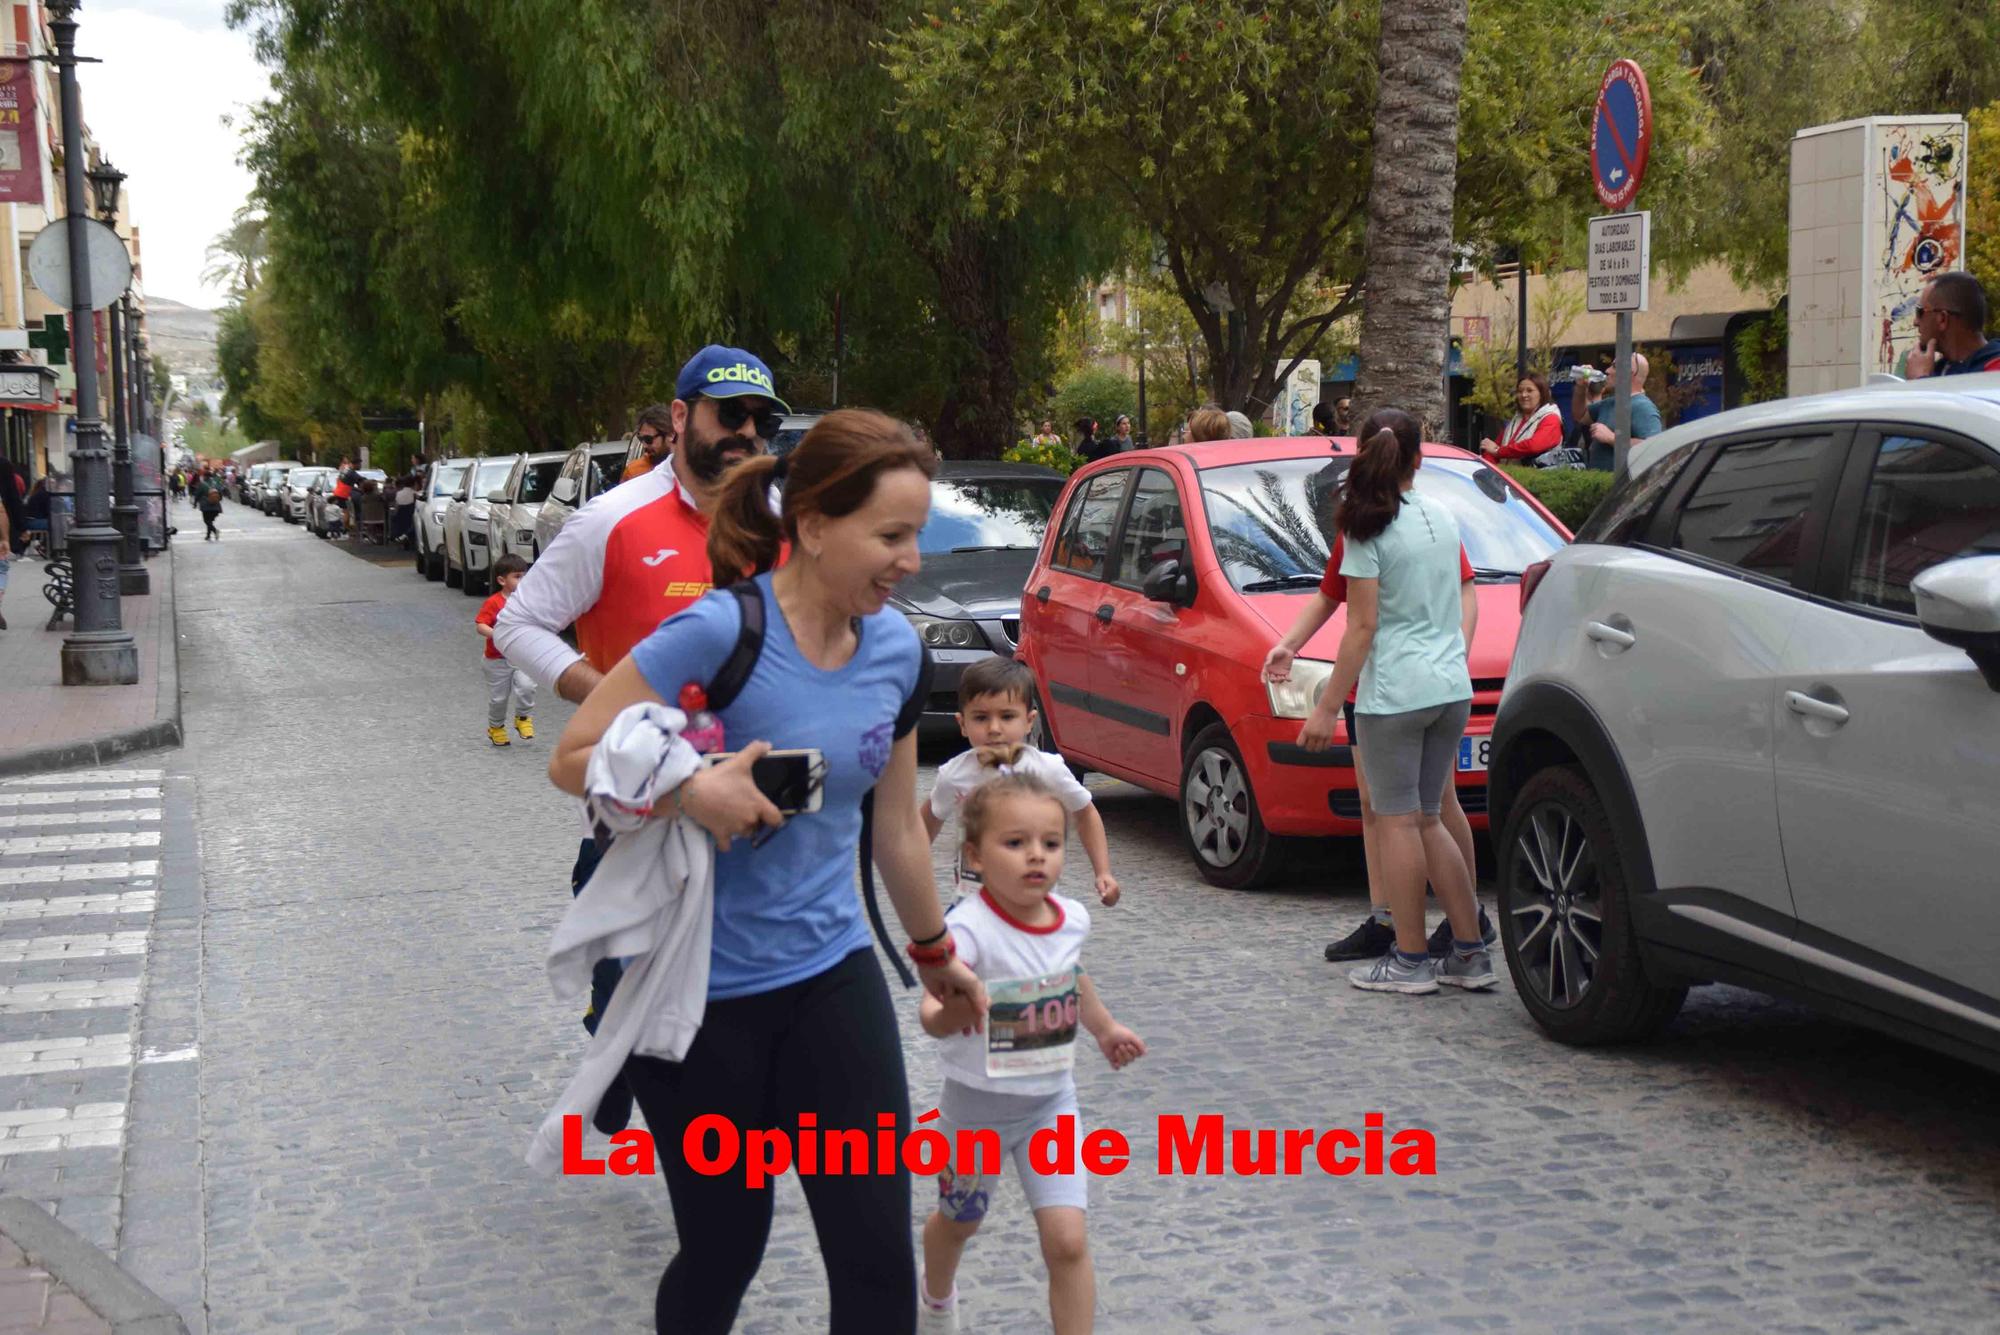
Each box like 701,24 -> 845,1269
985,968 -> 1079,1078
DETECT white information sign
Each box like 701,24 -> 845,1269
1586,211 -> 1651,313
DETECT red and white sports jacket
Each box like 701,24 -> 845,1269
494,462 -> 717,690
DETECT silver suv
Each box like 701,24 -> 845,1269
1490,375 -> 2000,1069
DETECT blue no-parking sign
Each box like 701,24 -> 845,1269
1591,60 -> 1652,211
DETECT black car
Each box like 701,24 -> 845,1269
893,461 -> 1066,729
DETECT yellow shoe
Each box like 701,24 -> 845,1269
515,715 -> 535,740
487,726 -> 511,747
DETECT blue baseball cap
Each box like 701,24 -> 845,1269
674,345 -> 791,413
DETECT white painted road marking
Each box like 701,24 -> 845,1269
0,931 -> 148,962
0,861 -> 158,886
2,770 -> 163,787
0,1103 -> 127,1156
0,809 -> 163,829
0,979 -> 141,1013
0,788 -> 161,808
0,831 -> 163,856
0,1033 -> 132,1075
0,891 -> 156,922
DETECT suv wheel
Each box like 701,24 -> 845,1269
1497,764 -> 1686,1044
1179,722 -> 1282,889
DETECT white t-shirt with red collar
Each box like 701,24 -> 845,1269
939,889 -> 1091,1096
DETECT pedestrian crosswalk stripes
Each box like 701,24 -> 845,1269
0,931 -> 148,962
0,861 -> 158,886
0,830 -> 163,856
0,979 -> 141,1013
0,769 -> 164,787
0,809 -> 163,829
0,1033 -> 132,1076
0,787 -> 162,808
0,891 -> 156,923
0,1104 -> 126,1156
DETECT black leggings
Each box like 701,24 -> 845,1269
625,947 -> 916,1335
201,509 -> 219,537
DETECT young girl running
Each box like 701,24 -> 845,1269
918,774 -> 1145,1335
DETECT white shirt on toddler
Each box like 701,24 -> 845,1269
939,889 -> 1091,1097
927,745 -> 1094,891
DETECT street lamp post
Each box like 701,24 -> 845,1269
88,159 -> 145,593
49,1 -> 137,684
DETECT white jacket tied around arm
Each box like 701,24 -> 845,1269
527,702 -> 714,1173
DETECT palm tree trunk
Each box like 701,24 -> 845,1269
1353,0 -> 1469,439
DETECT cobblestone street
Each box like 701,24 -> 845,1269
164,503 -> 2000,1333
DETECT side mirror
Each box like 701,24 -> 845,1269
1914,556 -> 2000,691
551,477 -> 579,503
487,489 -> 510,504
1140,556 -> 1196,607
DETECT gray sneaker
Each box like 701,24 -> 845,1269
1436,947 -> 1497,990
1348,952 -> 1438,995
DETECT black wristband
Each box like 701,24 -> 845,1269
910,925 -> 949,948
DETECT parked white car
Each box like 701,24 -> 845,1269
258,462 -> 302,514
282,467 -> 334,523
415,457 -> 472,583
442,455 -> 521,596
533,441 -> 632,556
488,451 -> 568,566
1490,374 -> 2000,1070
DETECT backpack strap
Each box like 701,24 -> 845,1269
860,641 -> 935,990
708,581 -> 766,711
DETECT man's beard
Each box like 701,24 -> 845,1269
681,425 -> 762,484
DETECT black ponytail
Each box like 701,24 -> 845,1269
1335,409 -> 1422,543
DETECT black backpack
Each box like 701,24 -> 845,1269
704,580 -> 932,987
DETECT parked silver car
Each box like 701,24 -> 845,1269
1490,375 -> 2000,1069
533,442 -> 632,556
489,451 -> 568,566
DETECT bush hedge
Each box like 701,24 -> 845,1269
1003,438 -> 1085,474
1499,464 -> 1615,533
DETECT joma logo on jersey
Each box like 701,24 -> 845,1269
705,364 -> 774,393
663,580 -> 713,598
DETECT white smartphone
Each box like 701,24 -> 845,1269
699,747 -> 826,816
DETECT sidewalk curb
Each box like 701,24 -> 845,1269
0,1198 -> 188,1334
0,549 -> 181,779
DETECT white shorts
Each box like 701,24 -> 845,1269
934,1079 -> 1087,1222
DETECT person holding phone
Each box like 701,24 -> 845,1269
550,409 -> 984,1335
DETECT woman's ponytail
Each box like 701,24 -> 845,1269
707,453 -> 785,586
1335,409 -> 1422,543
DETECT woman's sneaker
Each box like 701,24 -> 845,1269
1325,915 -> 1397,962
1348,951 -> 1438,995
1427,908 -> 1497,957
1436,947 -> 1497,990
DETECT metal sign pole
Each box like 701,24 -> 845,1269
1614,312 -> 1633,477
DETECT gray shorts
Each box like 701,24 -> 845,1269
1353,699 -> 1472,818
934,1079 -> 1088,1222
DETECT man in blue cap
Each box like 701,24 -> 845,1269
496,343 -> 788,1133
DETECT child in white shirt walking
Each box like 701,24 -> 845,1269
917,773 -> 1145,1335
923,657 -> 1120,905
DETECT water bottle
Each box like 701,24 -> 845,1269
678,683 -> 727,754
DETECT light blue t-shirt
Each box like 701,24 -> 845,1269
631,572 -> 923,1000
1338,490 -> 1473,716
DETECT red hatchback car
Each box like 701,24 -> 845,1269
1018,436 -> 1570,888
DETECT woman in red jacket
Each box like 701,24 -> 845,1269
1478,373 -> 1562,462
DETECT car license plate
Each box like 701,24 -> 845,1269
1457,735 -> 1490,773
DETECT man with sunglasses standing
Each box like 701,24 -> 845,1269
621,403 -> 676,483
495,344 -> 789,1133
1905,272 -> 2000,379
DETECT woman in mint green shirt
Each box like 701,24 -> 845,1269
1301,408 -> 1491,997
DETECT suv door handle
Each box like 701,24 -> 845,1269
1785,690 -> 1850,725
1034,585 -> 1050,604
1095,604 -> 1114,623
1585,621 -> 1636,649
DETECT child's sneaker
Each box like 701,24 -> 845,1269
514,715 -> 534,740
1436,946 -> 1497,990
487,726 -> 511,747
1348,951 -> 1438,995
917,1282 -> 958,1335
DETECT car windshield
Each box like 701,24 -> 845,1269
517,459 -> 564,504
1199,455 -> 1565,592
430,463 -> 470,497
918,477 -> 1065,554
472,460 -> 514,495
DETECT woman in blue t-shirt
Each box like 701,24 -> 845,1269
1298,408 -> 1492,999
550,409 -> 983,1334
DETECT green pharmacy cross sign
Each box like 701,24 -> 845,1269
27,315 -> 67,365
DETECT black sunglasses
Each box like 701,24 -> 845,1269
702,395 -> 785,442
635,431 -> 666,447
